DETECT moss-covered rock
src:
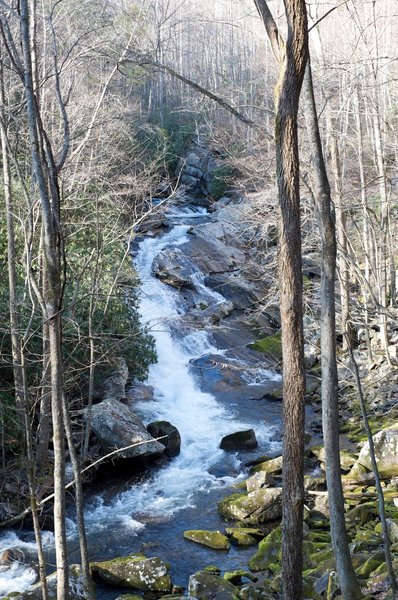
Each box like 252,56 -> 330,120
248,527 -> 281,572
346,502 -> 379,525
184,530 -> 230,550
249,334 -> 282,357
218,488 -> 282,526
245,471 -> 273,492
250,456 -> 282,475
224,571 -> 257,585
228,531 -> 258,547
356,551 -> 385,577
90,555 -> 172,591
188,570 -> 239,599
350,424 -> 398,478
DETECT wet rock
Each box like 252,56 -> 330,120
152,247 -> 196,289
0,547 -> 25,565
4,564 -> 85,599
88,399 -> 165,461
146,421 -> 181,457
188,570 -> 238,600
350,425 -> 398,477
205,274 -> 261,310
218,487 -> 282,526
220,430 -> 258,452
91,555 -> 172,591
184,530 -> 230,550
180,234 -> 244,276
190,354 -> 271,402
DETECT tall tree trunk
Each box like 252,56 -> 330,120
253,1 -> 308,596
275,3 -> 308,598
328,116 -> 355,351
302,62 -> 362,600
19,1 -> 69,596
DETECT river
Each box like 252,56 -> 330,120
0,205 -> 283,598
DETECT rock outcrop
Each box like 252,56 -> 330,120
89,399 -> 165,461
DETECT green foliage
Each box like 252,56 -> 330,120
208,164 -> 235,200
249,333 -> 282,357
151,110 -> 196,175
0,388 -> 22,449
62,196 -> 156,395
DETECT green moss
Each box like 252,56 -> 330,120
248,527 -> 281,571
249,334 -> 282,357
356,551 -> 385,577
251,456 -> 282,475
224,571 -> 257,584
229,531 -> 258,547
183,530 -> 230,550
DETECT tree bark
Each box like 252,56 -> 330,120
302,62 -> 362,600
253,1 -> 308,596
274,2 -> 308,597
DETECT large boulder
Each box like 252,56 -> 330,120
218,487 -> 282,526
88,399 -> 165,460
188,570 -> 238,600
181,235 -> 245,276
152,247 -> 196,289
350,425 -> 398,477
220,430 -> 258,452
146,421 -> 181,457
4,565 -> 86,599
90,555 -> 172,591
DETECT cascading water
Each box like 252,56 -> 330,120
0,207 -> 282,597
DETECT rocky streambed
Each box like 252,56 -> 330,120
3,190 -> 398,600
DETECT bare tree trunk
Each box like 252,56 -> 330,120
19,1 -> 69,596
253,2 -> 308,596
275,4 -> 308,598
328,117 -> 355,351
62,396 -> 95,600
302,62 -> 362,600
354,87 -> 374,363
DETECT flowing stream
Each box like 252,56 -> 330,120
0,206 -> 282,598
